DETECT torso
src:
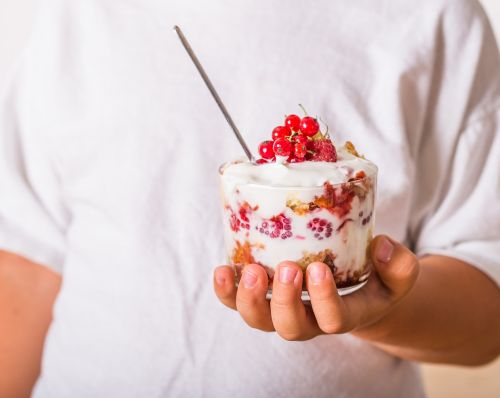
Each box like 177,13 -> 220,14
32,0 -> 451,396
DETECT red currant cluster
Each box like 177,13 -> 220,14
256,110 -> 337,164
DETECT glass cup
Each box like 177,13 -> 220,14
219,163 -> 377,300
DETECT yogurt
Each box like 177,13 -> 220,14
219,145 -> 378,299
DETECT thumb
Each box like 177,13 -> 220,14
370,235 -> 419,298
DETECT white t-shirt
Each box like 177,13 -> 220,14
1,0 -> 499,397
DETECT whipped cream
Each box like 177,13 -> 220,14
221,147 -> 377,187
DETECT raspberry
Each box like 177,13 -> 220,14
315,182 -> 355,218
306,218 -> 333,240
228,204 -> 253,232
230,213 -> 241,232
256,213 -> 293,240
361,211 -> 373,226
306,139 -> 337,162
239,207 -> 249,222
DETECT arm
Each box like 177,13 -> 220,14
214,236 -> 500,366
353,253 -> 500,365
0,250 -> 61,398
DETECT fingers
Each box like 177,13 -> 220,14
341,236 -> 419,330
217,262 -> 321,339
270,262 -> 321,340
370,235 -> 419,298
236,264 -> 275,332
216,236 -> 419,339
214,266 -> 237,310
306,262 -> 356,334
306,236 -> 420,334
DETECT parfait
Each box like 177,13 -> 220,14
219,109 -> 377,299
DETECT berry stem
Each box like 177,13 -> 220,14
319,116 -> 330,138
298,103 -> 309,116
287,131 -> 298,141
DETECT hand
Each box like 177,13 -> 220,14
213,235 -> 419,341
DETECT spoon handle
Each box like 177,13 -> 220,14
174,25 -> 254,161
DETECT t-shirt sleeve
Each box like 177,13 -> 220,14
0,61 -> 67,274
414,109 -> 500,284
409,0 -> 500,285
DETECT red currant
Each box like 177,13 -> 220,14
288,153 -> 305,163
273,138 -> 292,157
300,116 -> 320,137
294,134 -> 308,145
272,125 -> 291,141
255,158 -> 268,164
294,142 -> 307,159
258,140 -> 275,159
284,114 -> 301,132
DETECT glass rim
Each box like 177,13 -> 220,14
218,160 -> 377,191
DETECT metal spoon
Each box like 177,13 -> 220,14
173,25 -> 254,161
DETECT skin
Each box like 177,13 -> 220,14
0,250 -> 61,398
214,235 -> 500,366
1,236 -> 498,395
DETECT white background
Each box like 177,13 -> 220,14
0,1 -> 499,398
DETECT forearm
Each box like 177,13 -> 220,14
0,251 -> 61,398
353,255 -> 500,365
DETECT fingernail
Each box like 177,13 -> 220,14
376,238 -> 394,263
308,264 -> 325,284
279,266 -> 297,285
215,272 -> 226,286
242,270 -> 258,288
